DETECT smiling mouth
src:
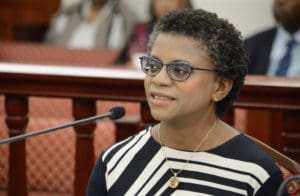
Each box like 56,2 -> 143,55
151,94 -> 175,101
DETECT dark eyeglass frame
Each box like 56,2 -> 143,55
139,56 -> 216,81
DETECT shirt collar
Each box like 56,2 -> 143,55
277,25 -> 300,44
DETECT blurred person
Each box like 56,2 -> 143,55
115,0 -> 192,67
244,0 -> 300,77
44,0 -> 137,50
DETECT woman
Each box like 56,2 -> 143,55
87,9 -> 287,195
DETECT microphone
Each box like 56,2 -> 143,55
0,106 -> 125,145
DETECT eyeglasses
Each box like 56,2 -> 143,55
139,56 -> 215,81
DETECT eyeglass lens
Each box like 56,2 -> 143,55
140,57 -> 192,81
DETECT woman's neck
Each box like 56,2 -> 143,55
156,117 -> 218,150
152,118 -> 239,151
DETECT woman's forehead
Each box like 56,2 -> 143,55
150,33 -> 207,55
152,33 -> 207,50
150,33 -> 211,63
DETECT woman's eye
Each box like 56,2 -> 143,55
173,65 -> 189,75
148,61 -> 161,70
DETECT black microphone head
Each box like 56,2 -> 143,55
109,106 -> 126,120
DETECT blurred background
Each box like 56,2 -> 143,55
0,0 -> 274,43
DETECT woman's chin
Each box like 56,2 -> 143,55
150,110 -> 173,122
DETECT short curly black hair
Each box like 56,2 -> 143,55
147,8 -> 248,117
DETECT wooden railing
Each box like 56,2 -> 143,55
0,62 -> 300,195
0,62 -> 146,196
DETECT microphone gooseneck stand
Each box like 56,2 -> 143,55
0,106 -> 125,145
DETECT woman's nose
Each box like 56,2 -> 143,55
151,66 -> 173,86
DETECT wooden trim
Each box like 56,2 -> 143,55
246,134 -> 300,174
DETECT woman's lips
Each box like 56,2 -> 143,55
152,95 -> 173,101
149,92 -> 175,106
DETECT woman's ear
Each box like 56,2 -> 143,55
212,78 -> 233,102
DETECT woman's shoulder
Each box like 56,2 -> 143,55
100,127 -> 152,162
210,133 -> 280,173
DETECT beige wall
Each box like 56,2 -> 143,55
192,0 -> 274,38
61,0 -> 275,38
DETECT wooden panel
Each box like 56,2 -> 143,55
0,42 -> 119,67
235,76 -> 300,162
244,110 -> 272,144
0,0 -> 59,41
282,111 -> 300,161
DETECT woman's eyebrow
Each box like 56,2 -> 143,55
171,60 -> 190,64
148,55 -> 161,62
149,55 -> 190,64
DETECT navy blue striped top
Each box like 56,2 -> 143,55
86,127 -> 286,195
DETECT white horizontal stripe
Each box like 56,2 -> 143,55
165,148 -> 270,184
198,152 -> 269,183
170,160 -> 260,193
180,177 -> 247,195
171,190 -> 213,196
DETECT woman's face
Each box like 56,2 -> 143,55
144,33 -> 221,123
